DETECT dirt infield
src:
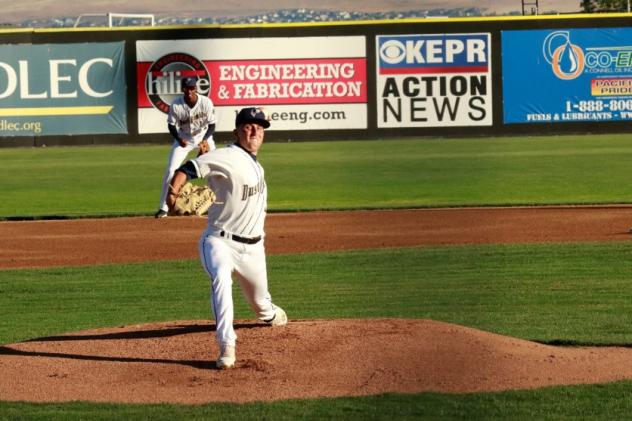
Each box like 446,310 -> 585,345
2,207 -> 632,404
3,206 -> 632,269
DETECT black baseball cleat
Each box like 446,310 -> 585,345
154,209 -> 168,218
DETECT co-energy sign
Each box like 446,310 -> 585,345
376,33 -> 492,128
503,28 -> 632,123
0,42 -> 126,136
137,37 -> 367,133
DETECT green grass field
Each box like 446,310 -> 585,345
4,133 -> 632,218
3,134 -> 632,419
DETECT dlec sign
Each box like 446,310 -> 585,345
0,42 -> 127,136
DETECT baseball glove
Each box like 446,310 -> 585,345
169,182 -> 215,216
198,140 -> 211,156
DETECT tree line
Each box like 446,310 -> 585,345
581,0 -> 630,12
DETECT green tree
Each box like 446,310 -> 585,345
581,0 -> 629,12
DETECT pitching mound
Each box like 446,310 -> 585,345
2,318 -> 632,404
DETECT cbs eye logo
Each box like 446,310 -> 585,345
543,31 -> 584,80
379,40 -> 408,64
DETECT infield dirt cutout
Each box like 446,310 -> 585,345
2,207 -> 632,404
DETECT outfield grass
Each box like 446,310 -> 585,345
4,133 -> 632,218
3,244 -> 632,418
5,386 -> 632,420
3,244 -> 632,346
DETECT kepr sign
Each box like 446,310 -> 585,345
376,33 -> 492,128
0,42 -> 126,136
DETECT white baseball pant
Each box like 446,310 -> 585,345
199,232 -> 277,348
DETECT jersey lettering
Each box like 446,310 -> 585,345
241,179 -> 265,201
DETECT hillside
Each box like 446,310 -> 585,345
0,0 -> 581,25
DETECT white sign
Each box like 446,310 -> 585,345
376,33 -> 492,128
137,37 -> 367,133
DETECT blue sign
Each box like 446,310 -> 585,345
0,42 -> 127,136
377,34 -> 489,75
503,28 -> 632,124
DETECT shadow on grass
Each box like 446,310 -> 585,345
534,339 -> 632,348
22,321 -> 262,342
0,321 -> 266,370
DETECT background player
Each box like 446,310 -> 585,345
155,76 -> 216,218
167,107 -> 287,369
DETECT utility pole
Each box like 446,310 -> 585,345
522,0 -> 539,15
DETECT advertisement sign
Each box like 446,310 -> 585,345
0,42 -> 126,136
503,28 -> 632,123
136,37 -> 367,133
376,33 -> 492,128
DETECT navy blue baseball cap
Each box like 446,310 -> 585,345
235,107 -> 270,128
182,77 -> 198,89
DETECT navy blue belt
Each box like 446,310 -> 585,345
220,231 -> 262,244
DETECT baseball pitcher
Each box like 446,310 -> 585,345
167,107 -> 287,369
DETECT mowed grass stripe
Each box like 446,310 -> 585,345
3,243 -> 632,345
4,133 -> 632,218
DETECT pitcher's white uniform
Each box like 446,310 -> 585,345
157,94 -> 217,214
188,144 -> 278,348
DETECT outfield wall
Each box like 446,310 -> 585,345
1,13 -> 631,147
